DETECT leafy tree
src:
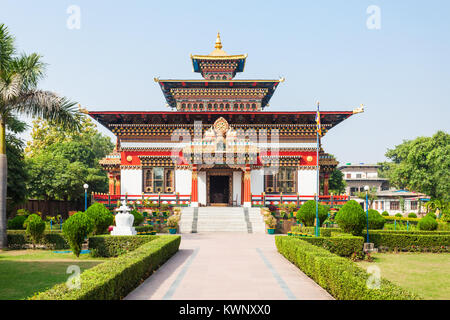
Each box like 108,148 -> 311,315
5,115 -> 28,215
379,131 -> 450,202
25,116 -> 114,201
328,169 -> 346,195
0,24 -> 80,248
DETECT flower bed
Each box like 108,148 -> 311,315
275,236 -> 420,300
30,235 -> 181,300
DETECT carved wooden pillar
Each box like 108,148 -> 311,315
108,173 -> 115,195
191,165 -> 199,207
243,164 -> 252,207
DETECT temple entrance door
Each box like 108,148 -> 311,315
208,175 -> 230,206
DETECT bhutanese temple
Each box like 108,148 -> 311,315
88,33 -> 359,207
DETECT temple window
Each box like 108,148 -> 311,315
410,201 -> 418,210
143,168 -> 174,193
264,167 -> 297,194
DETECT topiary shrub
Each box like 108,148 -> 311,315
368,209 -> 385,230
418,216 -> 438,231
296,200 -> 329,227
395,213 -> 403,218
23,214 -> 46,248
408,212 -> 417,218
62,211 -> 94,257
426,212 -> 437,219
130,209 -> 144,226
335,200 -> 366,236
85,203 -> 114,235
7,215 -> 27,230
382,211 -> 389,216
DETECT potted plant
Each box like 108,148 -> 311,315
264,215 -> 277,234
167,215 -> 180,234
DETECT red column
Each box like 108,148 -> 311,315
243,165 -> 251,207
324,173 -> 329,195
191,165 -> 198,206
108,173 -> 115,195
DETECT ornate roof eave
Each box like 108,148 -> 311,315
190,53 -> 248,61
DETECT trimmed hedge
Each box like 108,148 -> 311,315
7,230 -> 69,249
300,235 -> 364,257
275,236 -> 420,300
369,230 -> 450,235
368,231 -> 450,251
89,235 -> 159,257
291,226 -> 343,237
30,235 -> 181,300
384,216 -> 420,223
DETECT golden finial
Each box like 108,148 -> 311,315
78,103 -> 88,114
353,104 -> 365,114
215,32 -> 222,50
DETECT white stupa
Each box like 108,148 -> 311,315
111,200 -> 137,236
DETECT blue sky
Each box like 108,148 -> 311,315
1,0 -> 449,164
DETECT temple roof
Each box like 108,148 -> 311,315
190,33 -> 247,76
154,78 -> 282,109
88,110 -> 354,134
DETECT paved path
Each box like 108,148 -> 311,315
125,233 -> 333,300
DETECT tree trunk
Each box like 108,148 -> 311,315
0,118 -> 7,249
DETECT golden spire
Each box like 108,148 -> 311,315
215,32 -> 222,50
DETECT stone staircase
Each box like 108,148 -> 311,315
179,207 -> 266,233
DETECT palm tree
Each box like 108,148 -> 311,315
0,24 -> 81,248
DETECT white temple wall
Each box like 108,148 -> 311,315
121,169 -> 142,195
175,169 -> 192,195
251,169 -> 264,195
198,171 -> 207,205
232,171 -> 242,204
298,169 -> 317,195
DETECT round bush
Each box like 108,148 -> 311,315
335,200 -> 366,236
426,212 -> 437,219
23,214 -> 46,248
7,215 -> 27,230
381,211 -> 389,216
85,202 -> 114,235
395,213 -> 403,218
408,212 -> 417,218
418,216 -> 438,231
296,200 -> 329,227
367,209 -> 385,230
62,211 -> 94,257
130,209 -> 144,226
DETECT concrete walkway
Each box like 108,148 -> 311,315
125,233 -> 333,300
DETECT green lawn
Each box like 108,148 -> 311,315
357,252 -> 450,300
0,249 -> 105,300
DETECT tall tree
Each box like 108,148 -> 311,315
25,116 -> 114,201
0,24 -> 80,248
328,168 -> 346,195
5,115 -> 28,216
379,131 -> 450,202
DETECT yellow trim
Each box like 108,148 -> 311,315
190,54 -> 248,60
154,78 -> 280,83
